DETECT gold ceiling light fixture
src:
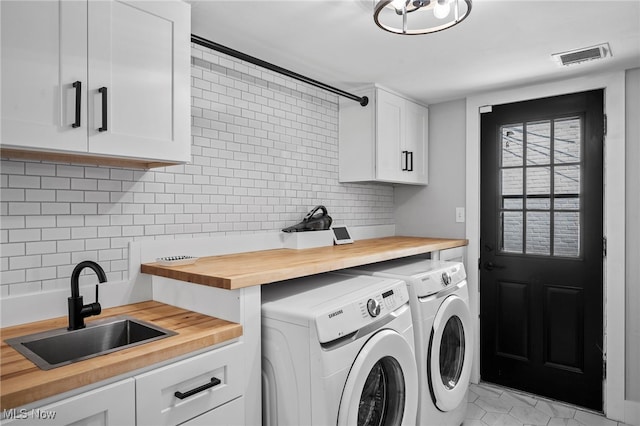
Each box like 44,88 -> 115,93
374,0 -> 472,35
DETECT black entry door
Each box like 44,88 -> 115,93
479,90 -> 604,410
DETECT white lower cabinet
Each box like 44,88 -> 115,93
3,343 -> 243,426
135,343 -> 243,426
180,396 -> 244,426
1,379 -> 135,426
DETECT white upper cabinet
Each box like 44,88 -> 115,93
1,0 -> 191,168
339,84 -> 428,185
1,1 -> 88,153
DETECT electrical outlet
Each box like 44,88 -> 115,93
455,207 -> 465,223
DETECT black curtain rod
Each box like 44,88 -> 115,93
191,34 -> 369,107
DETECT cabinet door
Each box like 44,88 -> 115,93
87,0 -> 190,163
403,100 -> 429,184
1,0 -> 87,152
376,89 -> 404,182
1,379 -> 135,426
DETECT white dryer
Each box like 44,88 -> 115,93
347,259 -> 472,426
261,272 -> 418,426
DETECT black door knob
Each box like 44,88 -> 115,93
484,261 -> 505,271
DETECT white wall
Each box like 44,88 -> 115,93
625,68 -> 640,404
0,43 -> 394,297
395,98 -> 466,239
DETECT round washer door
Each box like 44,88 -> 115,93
338,329 -> 418,426
428,293 -> 473,412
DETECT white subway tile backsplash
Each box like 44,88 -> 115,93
71,178 -> 98,191
1,188 -> 24,202
71,227 -> 98,240
9,255 -> 41,270
41,228 -> 70,241
42,253 -> 70,267
25,267 -> 57,282
9,175 -> 40,188
41,177 -> 71,190
2,242 -> 25,257
57,190 -> 84,202
8,228 -> 41,242
25,241 -> 57,255
84,167 -> 110,180
57,239 -> 85,253
9,281 -> 41,295
56,165 -> 84,178
1,43 -> 394,296
40,203 -> 69,215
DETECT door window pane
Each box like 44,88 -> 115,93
527,167 -> 550,209
501,124 -> 523,167
555,166 -> 580,195
526,211 -> 550,255
554,117 -> 581,164
503,198 -> 523,209
502,212 -> 523,253
555,197 -> 580,210
501,168 -> 523,196
526,121 -> 551,165
554,212 -> 580,257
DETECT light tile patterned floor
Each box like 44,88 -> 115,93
463,382 -> 632,426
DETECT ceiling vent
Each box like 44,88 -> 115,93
552,43 -> 612,67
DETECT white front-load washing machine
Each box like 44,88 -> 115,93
261,272 -> 418,426
347,259 -> 472,426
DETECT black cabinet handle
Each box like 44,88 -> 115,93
408,151 -> 414,172
401,150 -> 408,171
72,81 -> 81,128
174,377 -> 221,400
98,87 -> 107,132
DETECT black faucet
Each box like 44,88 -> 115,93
68,261 -> 106,330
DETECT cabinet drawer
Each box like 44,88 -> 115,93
135,343 -> 243,426
181,396 -> 244,426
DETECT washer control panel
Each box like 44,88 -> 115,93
366,298 -> 381,317
359,287 -> 403,319
315,279 -> 409,344
414,262 -> 467,297
441,271 -> 452,286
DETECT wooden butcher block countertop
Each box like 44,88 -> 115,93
0,301 -> 242,410
141,236 -> 468,290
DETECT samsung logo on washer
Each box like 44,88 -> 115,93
328,309 -> 344,319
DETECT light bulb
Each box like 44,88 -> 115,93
434,1 -> 451,19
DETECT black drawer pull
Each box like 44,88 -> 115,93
401,150 -> 408,171
72,81 -> 81,128
174,377 -> 221,400
408,151 -> 414,172
98,87 -> 107,132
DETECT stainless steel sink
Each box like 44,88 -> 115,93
4,315 -> 177,370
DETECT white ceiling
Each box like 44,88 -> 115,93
188,0 -> 640,106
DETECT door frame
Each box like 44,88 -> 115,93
465,71 -> 626,420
